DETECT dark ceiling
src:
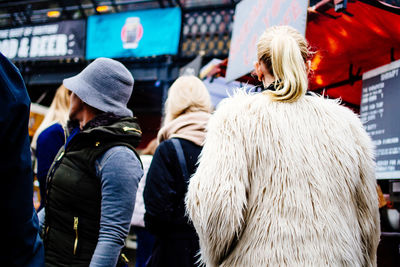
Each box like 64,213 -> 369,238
0,0 -> 238,29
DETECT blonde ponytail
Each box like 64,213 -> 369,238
257,26 -> 310,102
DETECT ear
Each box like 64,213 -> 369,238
254,61 -> 264,82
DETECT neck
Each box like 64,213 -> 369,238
79,110 -> 97,129
262,72 -> 275,88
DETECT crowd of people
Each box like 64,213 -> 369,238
2,25 -> 380,267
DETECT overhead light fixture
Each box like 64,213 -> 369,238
47,10 -> 61,18
96,5 -> 110,13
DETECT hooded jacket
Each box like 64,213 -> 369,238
0,52 -> 44,266
186,92 -> 380,267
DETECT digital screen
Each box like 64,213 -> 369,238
86,7 -> 181,59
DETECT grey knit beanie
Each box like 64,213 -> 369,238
63,57 -> 134,117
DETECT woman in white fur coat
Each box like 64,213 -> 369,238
185,25 -> 380,267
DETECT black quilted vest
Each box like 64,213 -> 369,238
44,116 -> 141,267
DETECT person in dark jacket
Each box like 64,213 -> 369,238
0,52 -> 45,266
144,76 -> 212,267
38,57 -> 143,267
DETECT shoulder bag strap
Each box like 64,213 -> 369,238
171,138 -> 189,182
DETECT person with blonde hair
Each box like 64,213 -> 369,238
31,85 -> 70,210
186,25 -> 380,266
31,85 -> 70,148
144,75 -> 212,266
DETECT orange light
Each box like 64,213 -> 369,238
342,14 -> 353,23
338,27 -> 348,37
96,5 -> 110,13
311,52 -> 322,70
315,75 -> 324,85
326,36 -> 339,53
47,10 -> 60,18
368,24 -> 386,36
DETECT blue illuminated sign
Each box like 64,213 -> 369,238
86,7 -> 181,59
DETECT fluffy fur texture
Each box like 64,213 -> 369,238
185,91 -> 380,267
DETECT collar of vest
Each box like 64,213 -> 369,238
66,116 -> 142,150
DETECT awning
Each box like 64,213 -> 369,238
206,0 -> 400,109
307,0 -> 400,106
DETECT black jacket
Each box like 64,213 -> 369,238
0,52 -> 44,266
144,138 -> 201,266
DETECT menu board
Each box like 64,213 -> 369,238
0,20 -> 86,61
361,59 -> 400,179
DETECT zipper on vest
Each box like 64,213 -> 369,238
43,150 -> 65,245
47,151 -> 65,186
122,126 -> 142,134
56,151 -> 64,161
73,217 -> 79,255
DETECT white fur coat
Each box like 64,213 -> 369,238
185,91 -> 380,267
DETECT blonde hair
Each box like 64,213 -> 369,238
31,85 -> 70,149
257,25 -> 310,102
163,76 -> 212,124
